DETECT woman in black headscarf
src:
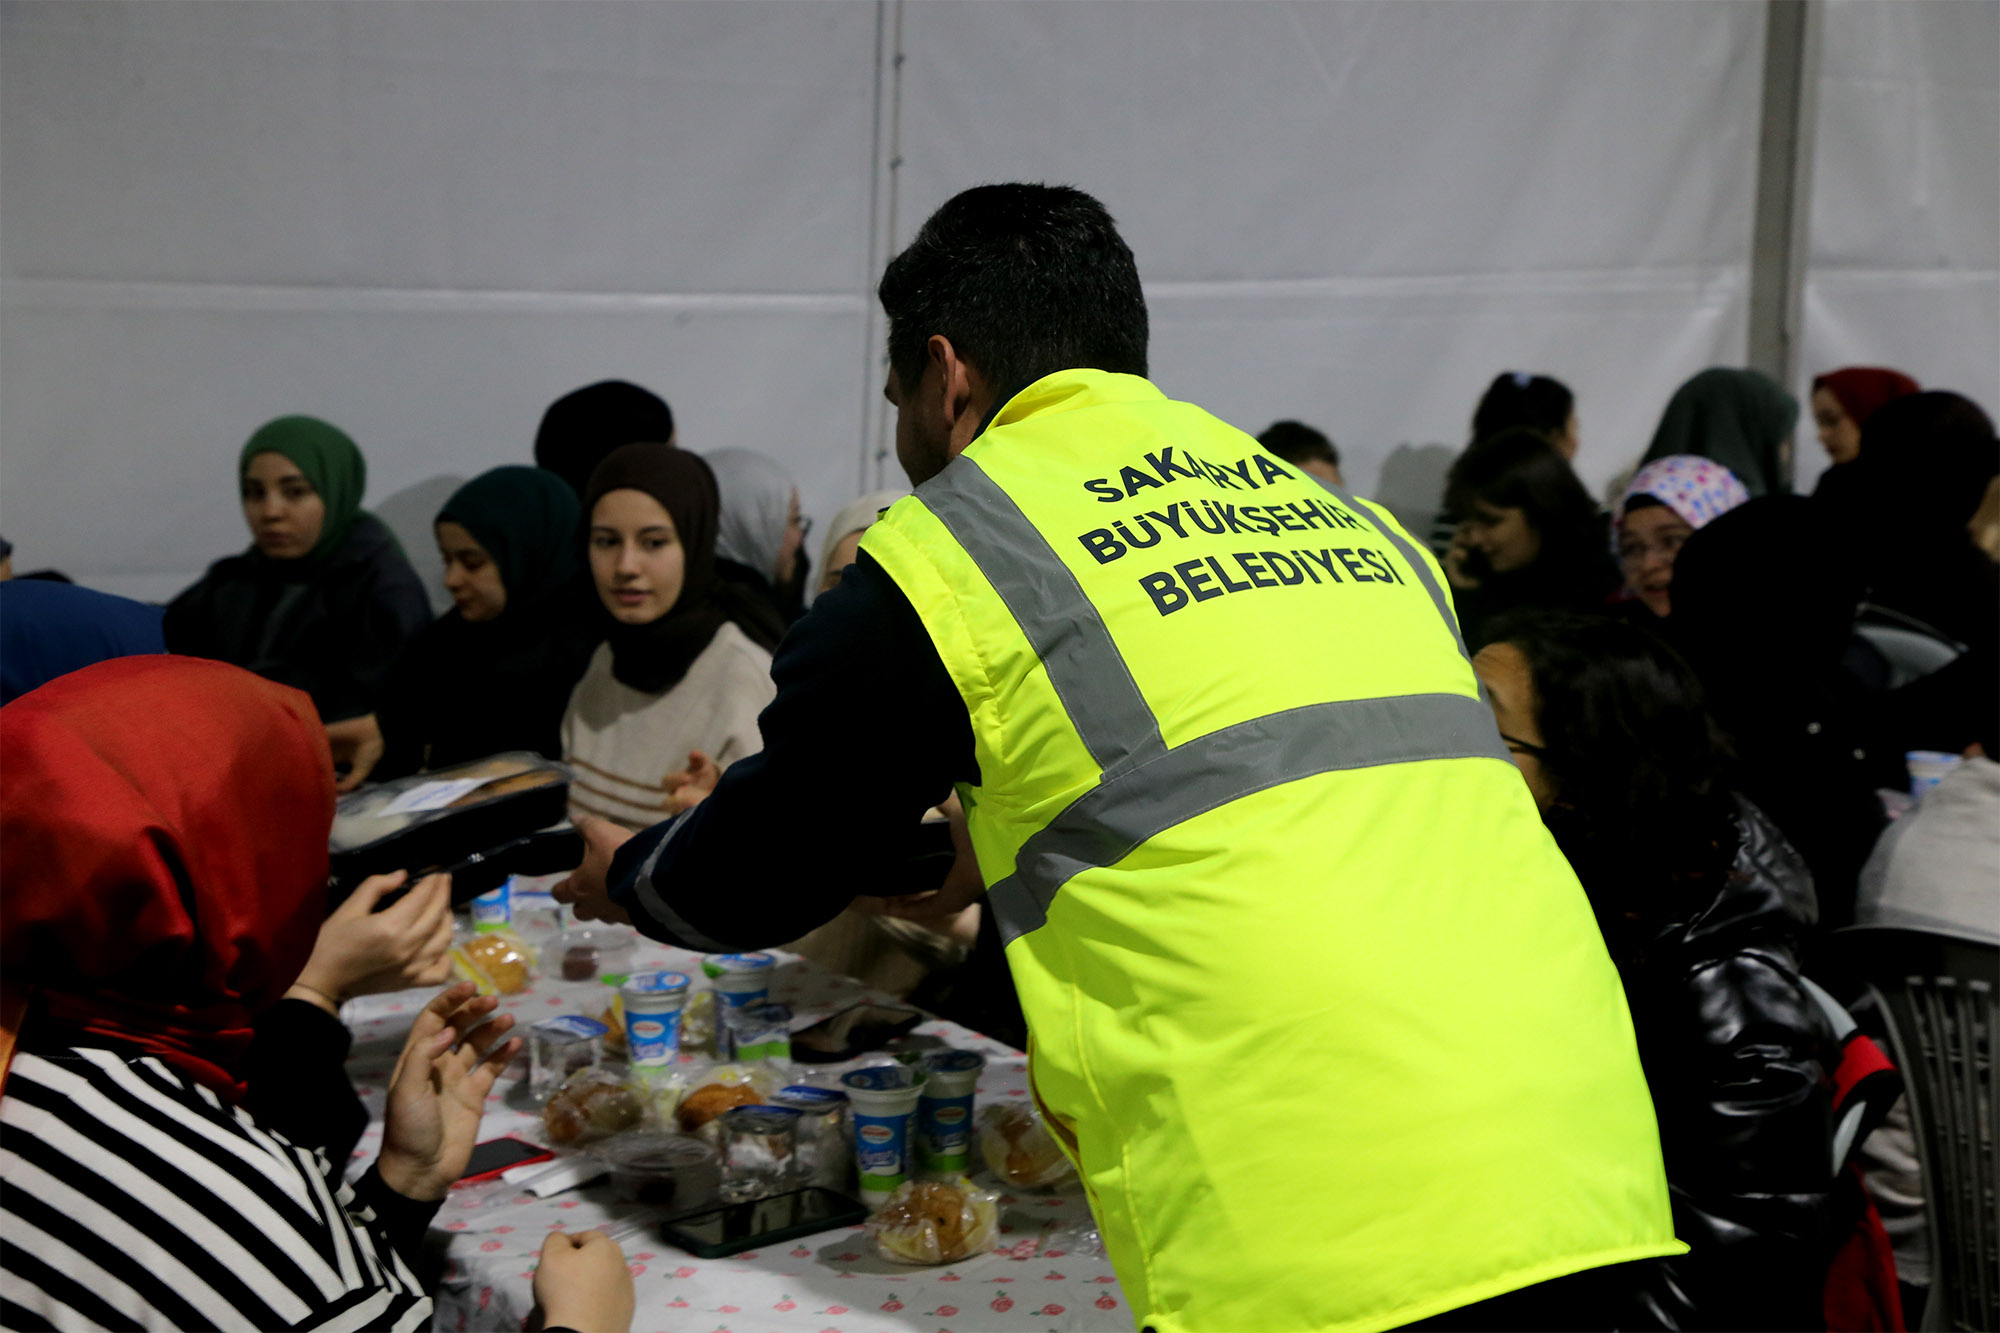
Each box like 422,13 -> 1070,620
350,466 -> 601,786
532,380 -> 676,497
562,444 -> 775,829
1825,390 -> 2000,765
1668,497 -> 1887,930
164,415 -> 431,724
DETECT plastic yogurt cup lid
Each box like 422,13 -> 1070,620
720,1105 -> 803,1133
921,1049 -> 986,1075
623,970 -> 692,995
707,952 -> 775,973
772,1085 -> 848,1108
842,1065 -> 921,1092
532,1015 -> 610,1040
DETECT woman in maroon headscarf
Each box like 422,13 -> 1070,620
0,656 -> 631,1333
1810,366 -> 1920,468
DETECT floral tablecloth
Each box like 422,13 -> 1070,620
344,930 -> 1131,1333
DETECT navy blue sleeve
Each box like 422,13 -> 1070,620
607,552 -> 977,949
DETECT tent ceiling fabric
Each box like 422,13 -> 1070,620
1,0 -> 1993,599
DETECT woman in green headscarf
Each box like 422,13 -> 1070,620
340,466 -> 601,787
1639,367 -> 1800,498
164,416 -> 431,725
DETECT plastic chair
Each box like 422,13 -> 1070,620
1853,605 -> 1966,690
1842,926 -> 1998,1332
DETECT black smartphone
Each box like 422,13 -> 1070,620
789,1002 -> 924,1063
454,1135 -> 555,1187
660,1187 -> 869,1259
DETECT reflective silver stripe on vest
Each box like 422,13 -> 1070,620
630,811 -> 733,952
986,692 -> 1511,945
920,455 -> 1167,777
1324,482 -> 1473,662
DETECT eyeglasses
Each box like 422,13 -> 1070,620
1616,532 -> 1689,565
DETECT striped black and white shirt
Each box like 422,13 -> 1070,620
1,1044 -> 435,1332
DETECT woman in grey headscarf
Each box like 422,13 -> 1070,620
1640,367 -> 1799,498
704,449 -> 808,650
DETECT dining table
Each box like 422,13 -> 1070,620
341,901 -> 1134,1333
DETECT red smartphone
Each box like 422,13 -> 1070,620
454,1135 -> 555,1187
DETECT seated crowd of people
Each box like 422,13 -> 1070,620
0,355 -> 1994,1333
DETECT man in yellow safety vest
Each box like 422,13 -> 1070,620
558,183 -> 1682,1331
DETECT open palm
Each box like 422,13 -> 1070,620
377,982 -> 520,1201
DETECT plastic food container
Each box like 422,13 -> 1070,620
721,1001 -> 792,1063
621,971 -> 692,1067
841,1064 -> 925,1205
770,1084 -> 853,1191
719,1106 -> 804,1202
593,1132 -> 719,1209
916,1049 -> 986,1174
528,1014 -> 609,1101
546,923 -> 639,984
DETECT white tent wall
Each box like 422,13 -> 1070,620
0,0 -> 882,602
1,1 -> 1993,602
1796,0 -> 2000,494
889,0 -> 1765,520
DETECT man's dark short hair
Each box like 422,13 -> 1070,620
1257,420 -> 1340,470
878,183 -> 1148,395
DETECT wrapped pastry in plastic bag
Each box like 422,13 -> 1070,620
451,928 -> 535,995
630,1063 -> 692,1127
675,1062 -> 784,1143
978,1102 -> 1075,1189
867,1177 -> 1000,1266
542,1066 -> 643,1145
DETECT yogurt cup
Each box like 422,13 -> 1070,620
1907,750 -> 1963,799
620,970 -> 692,1067
470,879 -> 512,932
841,1064 -> 924,1205
708,953 -> 776,1009
916,1049 -> 986,1174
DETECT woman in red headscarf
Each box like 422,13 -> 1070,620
0,656 -> 631,1332
1810,366 -> 1920,467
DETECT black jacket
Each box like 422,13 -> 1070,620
163,514 -> 432,723
1625,797 -> 1836,1331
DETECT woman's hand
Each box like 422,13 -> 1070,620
290,871 -> 455,1010
326,713 -> 384,793
533,1230 -> 635,1332
1442,531 -> 1482,591
376,982 -> 519,1202
662,748 -> 720,813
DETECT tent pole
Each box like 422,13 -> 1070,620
1747,0 -> 1823,430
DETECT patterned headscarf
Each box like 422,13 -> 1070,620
1613,455 -> 1751,546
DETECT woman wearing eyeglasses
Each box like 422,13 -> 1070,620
1612,455 -> 1751,619
1471,609 -> 1835,1332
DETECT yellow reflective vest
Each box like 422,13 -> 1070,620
862,371 -> 1682,1332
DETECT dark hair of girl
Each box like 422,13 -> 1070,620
1444,428 -> 1604,566
1471,372 -> 1574,444
1484,609 -> 1737,954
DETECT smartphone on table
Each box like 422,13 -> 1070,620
661,1187 -> 869,1259
454,1135 -> 555,1187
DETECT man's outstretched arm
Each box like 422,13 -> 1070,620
555,552 -> 977,948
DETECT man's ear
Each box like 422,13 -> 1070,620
928,335 -> 992,457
